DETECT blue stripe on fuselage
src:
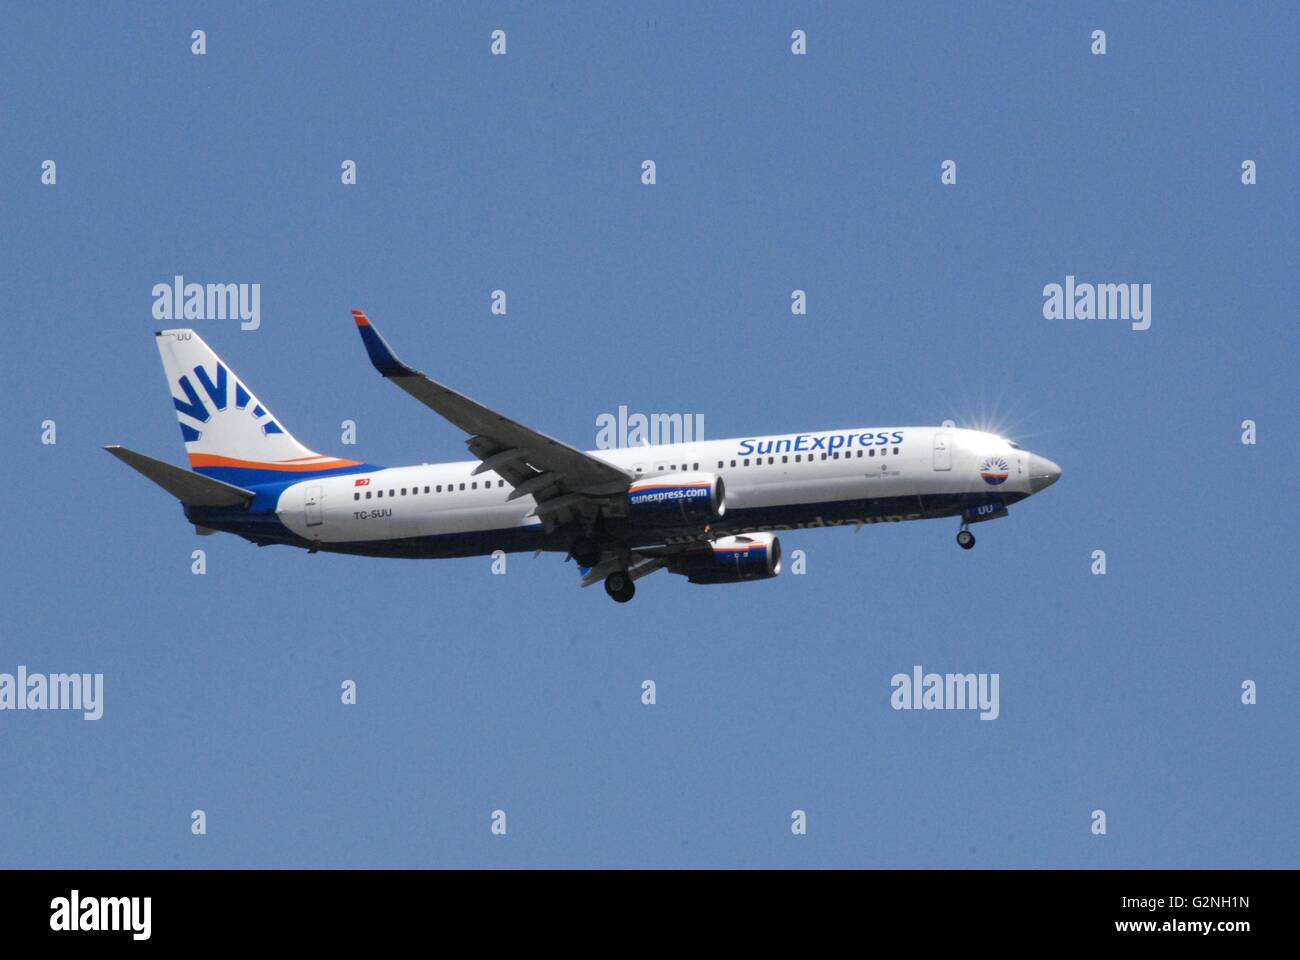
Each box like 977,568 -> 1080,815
187,490 -> 1027,560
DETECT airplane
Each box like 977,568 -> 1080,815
106,311 -> 1062,603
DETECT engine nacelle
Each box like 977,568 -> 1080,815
627,472 -> 725,526
674,533 -> 782,585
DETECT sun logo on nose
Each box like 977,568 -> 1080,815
979,456 -> 1010,485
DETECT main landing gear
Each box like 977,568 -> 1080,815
604,570 -> 635,603
956,525 -> 976,550
569,538 -> 602,569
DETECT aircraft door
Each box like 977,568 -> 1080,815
933,431 -> 953,471
304,485 -> 323,527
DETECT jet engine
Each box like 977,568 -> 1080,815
626,472 -> 725,526
672,532 -> 782,584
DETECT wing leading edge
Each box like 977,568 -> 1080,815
351,311 -> 633,528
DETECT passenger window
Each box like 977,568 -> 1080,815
717,461 -> 723,468
893,447 -> 900,454
730,460 -> 736,467
459,483 -> 465,491
377,490 -> 383,498
354,492 -> 359,501
782,455 -> 788,463
795,455 -> 801,462
694,462 -> 699,470
424,486 -> 430,494
436,485 -> 442,492
869,449 -> 875,457
365,491 -> 372,499
744,459 -> 750,466
768,457 -> 774,465
389,490 -> 394,497
401,488 -> 407,496
472,482 -> 477,490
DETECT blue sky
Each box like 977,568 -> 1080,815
2,3 -> 1295,867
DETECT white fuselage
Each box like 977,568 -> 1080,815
273,426 -> 1041,554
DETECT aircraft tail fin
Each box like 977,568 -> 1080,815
154,329 -> 374,485
104,445 -> 254,507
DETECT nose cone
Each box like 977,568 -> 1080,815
1028,454 -> 1062,493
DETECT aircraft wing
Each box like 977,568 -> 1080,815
352,311 -> 632,526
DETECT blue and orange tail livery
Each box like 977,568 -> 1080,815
155,329 -> 376,486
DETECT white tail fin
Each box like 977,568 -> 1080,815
155,329 -> 372,485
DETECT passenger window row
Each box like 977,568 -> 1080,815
716,447 -> 900,469
354,478 -> 508,501
349,445 -> 904,503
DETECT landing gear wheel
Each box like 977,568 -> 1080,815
956,529 -> 976,550
604,571 -> 635,603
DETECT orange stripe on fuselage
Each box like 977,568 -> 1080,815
188,453 -> 362,471
631,482 -> 713,492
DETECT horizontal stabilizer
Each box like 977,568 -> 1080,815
104,445 -> 254,507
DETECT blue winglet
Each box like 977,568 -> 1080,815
352,310 -> 416,377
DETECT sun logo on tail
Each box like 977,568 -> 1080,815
172,363 -> 282,443
979,456 -> 1010,485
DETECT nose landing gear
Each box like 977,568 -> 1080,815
957,502 -> 1007,549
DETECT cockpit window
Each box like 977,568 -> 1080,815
1006,440 -> 1020,449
